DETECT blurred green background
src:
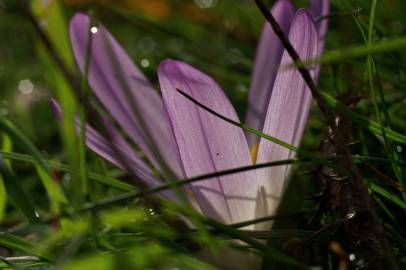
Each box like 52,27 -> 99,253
1,0 -> 405,149
0,0 -> 405,269
1,0 -> 405,145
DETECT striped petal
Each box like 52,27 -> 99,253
50,99 -> 177,199
85,124 -> 179,200
309,0 -> 330,55
84,121 -> 155,185
256,10 -> 319,217
158,60 -> 260,226
245,0 -> 295,148
69,13 -> 181,177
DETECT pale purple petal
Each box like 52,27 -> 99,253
245,0 -> 295,148
158,60 -> 260,225
84,123 -> 179,200
84,122 -> 153,183
49,99 -> 63,120
50,99 -> 177,199
256,10 -> 319,216
309,0 -> 330,55
69,13 -> 181,177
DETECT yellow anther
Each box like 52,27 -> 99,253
250,142 -> 260,165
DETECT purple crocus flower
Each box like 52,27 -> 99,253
66,0 -> 329,229
246,0 -> 329,147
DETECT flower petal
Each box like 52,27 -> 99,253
85,123 -> 179,200
69,13 -> 181,177
245,0 -> 295,148
50,99 -> 177,199
84,122 -> 153,184
309,0 -> 330,55
158,60 -> 260,225
256,10 -> 319,216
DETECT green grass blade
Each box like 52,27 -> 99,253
0,174 -> 5,221
0,155 -> 39,223
176,89 -> 322,161
76,18 -> 95,200
0,233 -> 51,260
369,183 -> 406,210
320,91 -> 406,143
0,134 -> 12,220
318,36 -> 406,64
0,118 -> 67,213
365,0 -> 405,197
0,151 -> 135,192
167,202 -> 309,269
32,0 -> 82,208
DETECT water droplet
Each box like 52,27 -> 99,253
194,0 -> 217,8
90,26 -> 98,34
397,145 -> 402,153
140,59 -> 150,68
18,79 -> 34,95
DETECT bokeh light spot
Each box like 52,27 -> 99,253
18,79 -> 34,95
90,26 -> 98,34
140,59 -> 150,68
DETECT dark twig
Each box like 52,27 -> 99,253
254,0 -> 329,117
80,158 -> 310,212
254,0 -> 397,268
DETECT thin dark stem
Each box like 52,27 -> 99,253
230,210 -> 314,229
80,158 -> 310,212
176,89 -> 321,161
79,151 -> 405,213
254,0 -> 329,117
254,0 -> 397,268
